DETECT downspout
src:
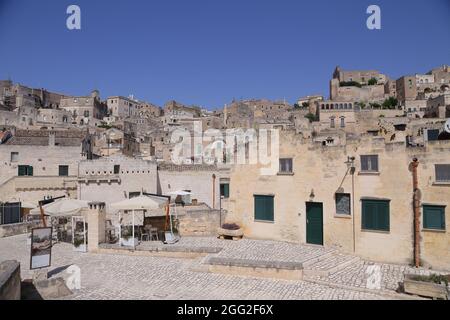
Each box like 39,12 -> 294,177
411,158 -> 420,268
212,174 -> 216,209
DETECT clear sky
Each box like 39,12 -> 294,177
0,0 -> 449,109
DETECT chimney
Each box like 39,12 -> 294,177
48,131 -> 56,147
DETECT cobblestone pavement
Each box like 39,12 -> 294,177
305,259 -> 445,291
0,234 -> 441,300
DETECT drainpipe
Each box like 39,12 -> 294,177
212,174 -> 216,209
411,158 -> 420,268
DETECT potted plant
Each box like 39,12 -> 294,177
403,273 -> 449,300
218,223 -> 244,240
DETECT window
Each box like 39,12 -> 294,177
10,152 -> 18,163
361,155 -> 379,172
435,164 -> 450,182
254,195 -> 274,222
423,205 -> 446,230
340,117 -> 345,128
279,158 -> 293,174
84,110 -> 90,117
336,193 -> 351,215
361,199 -> 390,231
58,165 -> 69,177
220,183 -> 230,199
18,165 -> 33,177
330,117 -> 335,128
114,165 -> 121,174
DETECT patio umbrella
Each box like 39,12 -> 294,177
29,199 -> 89,217
20,201 -> 38,209
110,195 -> 164,249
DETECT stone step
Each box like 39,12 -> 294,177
303,253 -> 361,277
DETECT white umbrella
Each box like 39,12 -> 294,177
21,201 -> 38,209
30,199 -> 88,217
111,195 -> 163,211
111,195 -> 165,249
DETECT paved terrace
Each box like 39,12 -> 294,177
1,235 -> 445,300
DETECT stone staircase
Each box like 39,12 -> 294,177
302,250 -> 361,278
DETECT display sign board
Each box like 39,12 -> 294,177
30,227 -> 53,270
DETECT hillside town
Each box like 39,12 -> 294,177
1,64 -> 450,300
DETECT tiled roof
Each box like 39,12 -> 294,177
4,129 -> 86,146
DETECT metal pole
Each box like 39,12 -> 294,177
219,196 -> 222,227
352,168 -> 356,253
132,209 -> 135,250
119,211 -> 122,246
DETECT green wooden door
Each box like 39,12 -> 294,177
306,202 -> 323,245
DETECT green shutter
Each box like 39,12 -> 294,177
362,200 -> 390,231
423,206 -> 445,230
28,166 -> 33,176
223,184 -> 230,198
18,165 -> 26,176
254,195 -> 274,222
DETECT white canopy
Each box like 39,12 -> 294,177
30,199 -> 88,217
21,201 -> 38,209
168,190 -> 192,196
111,195 -> 164,211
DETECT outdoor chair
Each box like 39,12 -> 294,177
150,227 -> 159,241
141,225 -> 152,241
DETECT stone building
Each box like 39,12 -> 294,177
0,129 -> 91,202
225,129 -> 450,270
60,90 -> 108,125
77,155 -> 158,209
107,96 -> 143,119
425,94 -> 450,119
396,76 -> 417,103
330,67 -> 387,102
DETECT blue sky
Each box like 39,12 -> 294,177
0,0 -> 449,108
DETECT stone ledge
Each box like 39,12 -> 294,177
99,243 -> 222,254
0,260 -> 21,300
206,257 -> 303,270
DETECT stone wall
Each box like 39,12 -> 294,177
178,209 -> 221,237
227,131 -> 450,270
0,260 -> 21,300
0,221 -> 41,238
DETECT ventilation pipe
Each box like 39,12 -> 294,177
411,158 -> 421,268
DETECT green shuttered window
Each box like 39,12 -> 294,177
361,199 -> 390,231
220,184 -> 230,199
423,205 -> 446,230
18,165 -> 33,177
254,195 -> 274,222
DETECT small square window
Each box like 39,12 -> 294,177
361,155 -> 379,172
254,195 -> 274,222
59,165 -> 69,177
423,205 -> 446,230
279,158 -> 293,174
435,164 -> 450,183
362,199 -> 390,231
10,152 -> 19,163
335,193 -> 351,215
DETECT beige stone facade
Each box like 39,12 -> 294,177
226,130 -> 450,270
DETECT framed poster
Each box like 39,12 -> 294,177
30,227 -> 53,270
